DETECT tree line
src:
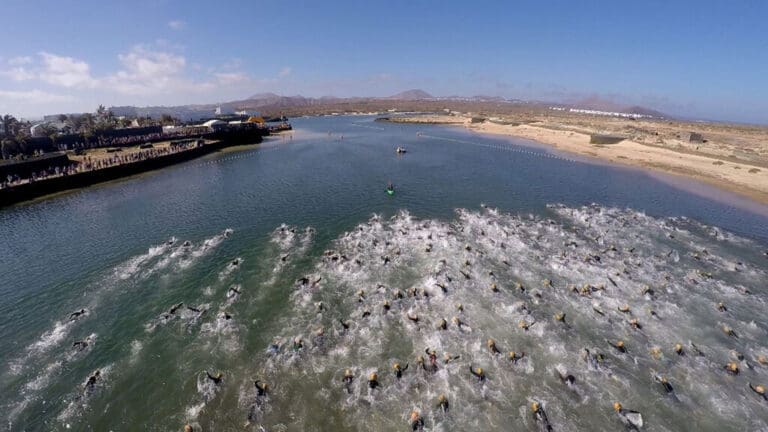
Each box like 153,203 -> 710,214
1,106 -> 181,160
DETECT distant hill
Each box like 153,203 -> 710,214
568,96 -> 666,117
108,90 -> 665,121
388,89 -> 433,100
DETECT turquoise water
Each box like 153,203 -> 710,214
1,116 -> 767,431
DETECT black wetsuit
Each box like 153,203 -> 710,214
533,407 -> 553,431
469,366 -> 486,382
206,372 -> 223,384
394,364 -> 409,379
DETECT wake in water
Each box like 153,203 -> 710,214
242,205 -> 767,431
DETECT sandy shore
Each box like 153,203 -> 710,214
388,115 -> 768,206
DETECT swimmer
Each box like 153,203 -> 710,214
508,351 -> 525,363
435,282 -> 446,293
436,394 -> 449,413
361,309 -> 371,318
69,309 -> 87,321
717,302 -> 727,312
456,303 -> 464,313
184,424 -> 193,432
169,302 -> 184,314
618,304 -> 631,313
393,362 -> 409,379
469,365 -> 486,382
725,362 -> 739,375
292,337 -> 303,351
231,258 -> 241,266
343,369 -> 354,393
183,240 -> 191,247
368,372 -> 380,389
673,343 -> 684,356
83,369 -> 100,393
187,305 -> 202,313
73,339 -> 89,351
613,402 -> 643,430
437,318 -> 447,330
518,320 -> 534,331
407,313 -> 419,323
556,370 -> 576,386
206,371 -> 223,384
409,410 -> 425,431
227,286 -> 241,298
425,348 -> 438,372
487,339 -> 501,355
339,319 -> 350,332
553,312 -> 567,324
689,342 -> 705,357
721,324 -> 738,338
460,270 -> 471,280
490,283 -> 499,293
416,355 -> 426,371
628,318 -> 642,330
749,383 -> 767,400
653,374 -> 674,393
254,380 -> 268,396
531,401 -> 553,431
609,340 -> 627,353
383,300 -> 391,313
443,353 -> 460,364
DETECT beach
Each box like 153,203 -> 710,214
387,114 -> 768,205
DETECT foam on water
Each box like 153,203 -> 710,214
241,205 -> 768,431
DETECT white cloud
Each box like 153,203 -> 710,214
168,20 -> 186,30
8,56 -> 33,66
1,67 -> 35,81
214,72 -> 250,85
39,52 -> 96,88
106,46 -> 187,95
0,89 -> 72,103
278,66 -> 292,78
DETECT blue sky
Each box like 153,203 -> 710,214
1,0 -> 766,123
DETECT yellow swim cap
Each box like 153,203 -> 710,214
476,367 -> 483,375
345,369 -> 352,376
674,343 -> 683,353
727,362 -> 739,372
487,339 -> 495,346
369,372 -> 377,381
438,394 -> 447,402
531,401 -> 540,412
755,385 -> 766,395
410,410 -> 420,421
184,424 -> 193,432
616,340 -> 625,348
393,362 -> 400,370
758,355 -> 767,365
613,402 -> 622,411
508,351 -> 516,359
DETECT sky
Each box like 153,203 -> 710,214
0,0 -> 767,124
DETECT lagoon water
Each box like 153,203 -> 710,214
1,116 -> 767,431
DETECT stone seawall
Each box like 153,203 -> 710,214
1,141 -> 229,207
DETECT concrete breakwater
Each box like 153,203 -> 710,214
1,140 -> 241,207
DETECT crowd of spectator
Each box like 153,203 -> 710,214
1,139 -> 203,190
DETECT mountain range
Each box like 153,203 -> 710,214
109,90 -> 666,121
